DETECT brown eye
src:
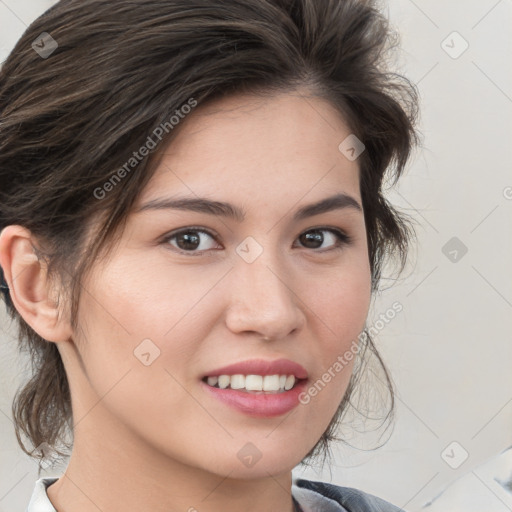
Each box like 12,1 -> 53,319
162,226 -> 351,256
297,228 -> 351,251
164,228 -> 220,253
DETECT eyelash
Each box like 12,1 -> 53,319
161,226 -> 352,256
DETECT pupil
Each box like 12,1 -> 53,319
301,231 -> 323,248
178,231 -> 199,250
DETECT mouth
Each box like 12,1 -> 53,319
201,374 -> 307,394
200,359 -> 309,417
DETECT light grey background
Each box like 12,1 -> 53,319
1,1 -> 511,511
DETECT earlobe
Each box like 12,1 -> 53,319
0,225 -> 73,343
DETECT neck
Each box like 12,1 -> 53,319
46,412 -> 296,512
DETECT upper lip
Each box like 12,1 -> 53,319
204,358 -> 308,380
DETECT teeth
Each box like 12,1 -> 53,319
205,374 -> 297,393
284,375 -> 295,391
218,375 -> 230,389
245,375 -> 263,391
207,376 -> 218,387
263,375 -> 280,391
230,374 -> 245,390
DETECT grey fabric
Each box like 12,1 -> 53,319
293,478 -> 405,512
26,475 -> 404,512
292,481 -> 349,511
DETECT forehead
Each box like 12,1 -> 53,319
138,91 -> 361,209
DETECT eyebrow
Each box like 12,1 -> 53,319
136,193 -> 362,222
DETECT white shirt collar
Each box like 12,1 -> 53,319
26,477 -> 58,512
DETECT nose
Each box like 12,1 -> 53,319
224,248 -> 306,341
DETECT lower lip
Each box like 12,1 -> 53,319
200,379 -> 308,418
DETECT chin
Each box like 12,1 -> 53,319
203,443 -> 308,480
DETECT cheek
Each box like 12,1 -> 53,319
72,259 -> 217,402
72,287 -> 215,459
307,257 -> 371,345
77,253 -> 215,349
296,259 -> 371,416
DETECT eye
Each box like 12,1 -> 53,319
162,226 -> 351,256
295,228 -> 351,252
163,227 -> 220,254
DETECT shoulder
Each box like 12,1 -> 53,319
292,477 -> 405,512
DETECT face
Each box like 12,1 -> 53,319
68,90 -> 372,479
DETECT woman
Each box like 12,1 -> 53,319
0,0 -> 419,511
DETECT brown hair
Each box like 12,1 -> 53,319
0,0 -> 419,469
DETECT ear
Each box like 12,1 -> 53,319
0,225 -> 73,343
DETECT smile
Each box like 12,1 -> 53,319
203,374 -> 298,393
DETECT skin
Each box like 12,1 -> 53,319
0,90 -> 372,512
